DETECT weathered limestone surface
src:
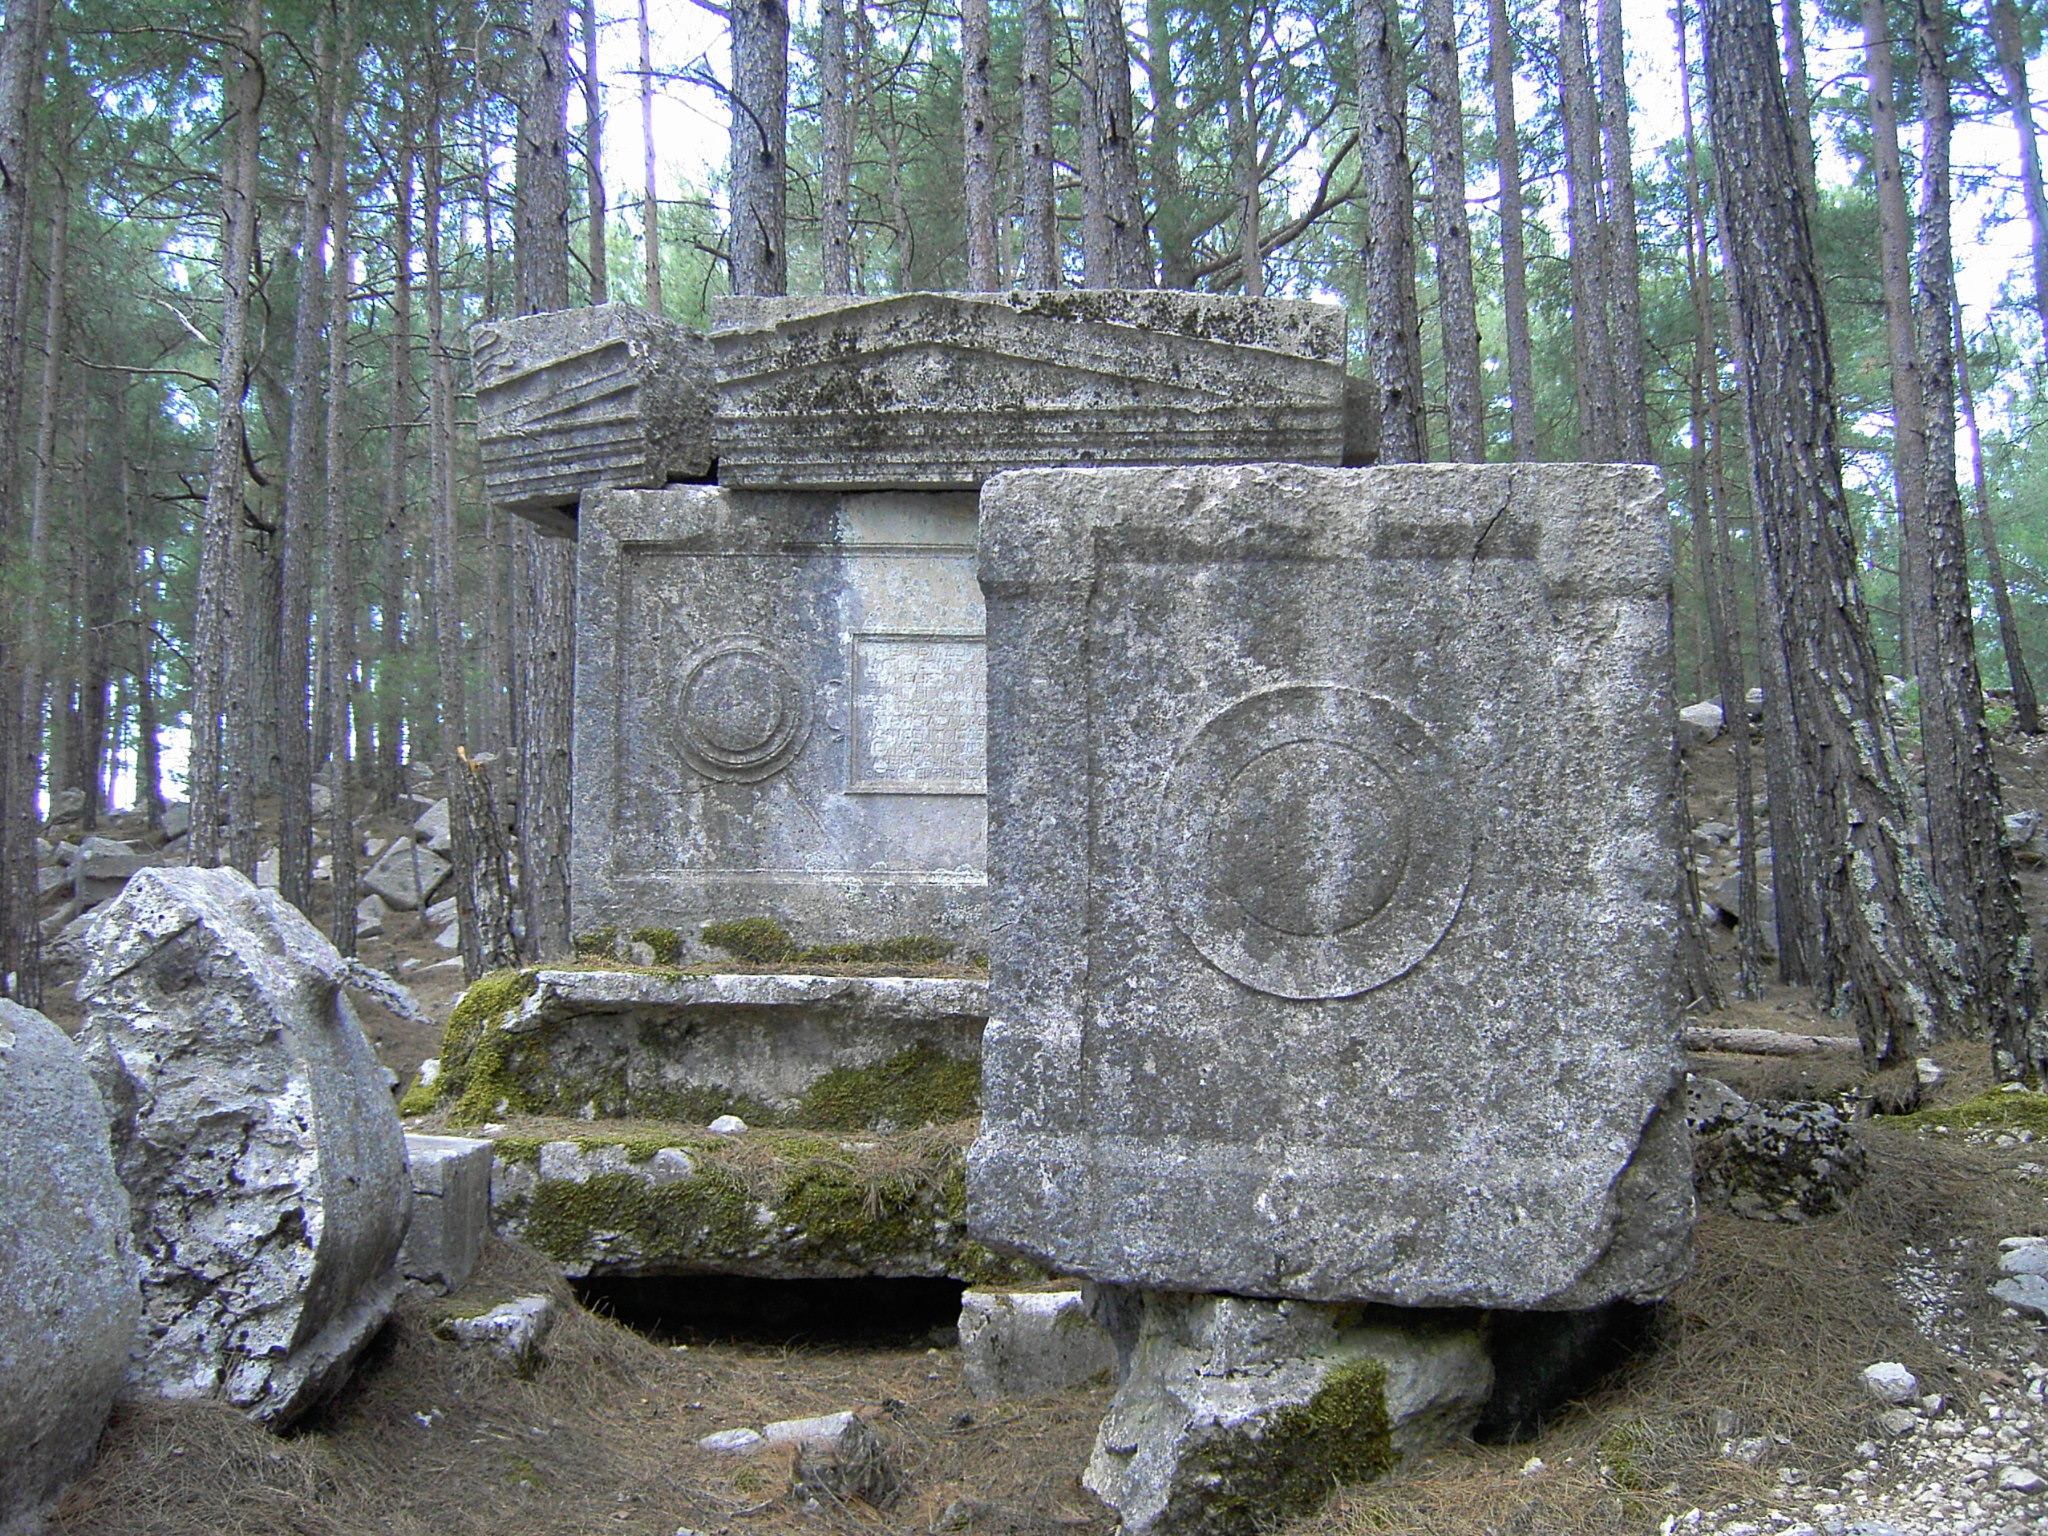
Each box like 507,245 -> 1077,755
710,291 -> 1347,489
0,1001 -> 139,1536
1083,1293 -> 1491,1536
958,1288 -> 1115,1400
968,464 -> 1693,1308
571,485 -> 987,950
78,867 -> 412,1427
472,303 -> 712,529
448,969 -> 985,1126
400,1134 -> 493,1293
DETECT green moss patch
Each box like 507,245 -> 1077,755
796,1043 -> 982,1131
701,918 -> 955,969
1895,1087 -> 2048,1135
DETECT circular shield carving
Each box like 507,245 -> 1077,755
1158,684 -> 1472,999
675,636 -> 812,783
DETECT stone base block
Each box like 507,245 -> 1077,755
959,1289 -> 1115,1400
1083,1292 -> 1491,1536
400,1134 -> 493,1293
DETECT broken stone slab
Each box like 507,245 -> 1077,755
484,1123 -> 1027,1283
763,1410 -> 858,1448
471,302 -> 713,533
710,290 -> 1347,490
959,1288 -> 1115,1400
0,1001 -> 141,1536
77,866 -> 412,1428
413,798 -> 451,853
1083,1292 -> 1491,1536
399,1134 -> 494,1294
968,463 -> 1693,1308
361,839 -> 450,911
437,1295 -> 555,1372
570,484 -> 989,951
72,837 -> 160,906
430,967 -> 985,1128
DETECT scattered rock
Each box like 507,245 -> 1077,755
1083,1291 -> 1492,1536
1997,1465 -> 2046,1493
708,1114 -> 748,1135
355,893 -> 389,941
0,1000 -> 141,1536
959,1289 -> 1115,1400
434,922 -> 460,951
698,1427 -> 766,1455
414,798 -> 452,853
1990,1271 -> 2048,1320
437,1295 -> 555,1372
424,895 -> 458,927
1693,1093 -> 1865,1222
77,866 -> 412,1427
361,839 -> 451,911
1679,700 -> 1726,746
1862,1363 -> 1920,1405
255,848 -> 279,889
1877,1408 -> 1920,1438
1998,1236 -> 2048,1276
159,803 -> 190,841
764,1410 -> 857,1449
43,786 -> 85,824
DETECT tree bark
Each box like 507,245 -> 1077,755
1147,0 -> 1189,289
961,0 -> 998,288
190,0 -> 266,871
819,0 -> 852,293
1355,0 -> 1426,461
518,0 -> 573,311
1558,0 -> 1615,460
729,0 -> 788,295
1488,0 -> 1535,460
1955,295 -> 2041,734
1019,0 -> 1058,286
1701,0 -> 1964,1063
1230,11 -> 1262,297
277,39 -> 334,917
1779,0 -> 1818,212
1908,0 -> 2040,1077
1081,0 -> 1149,286
324,10 -> 358,954
1862,0 -> 1926,676
378,136 -> 414,809
581,0 -> 607,303
18,187 -> 64,902
1424,0 -> 1482,461
639,0 -> 664,310
1596,0 -> 1649,463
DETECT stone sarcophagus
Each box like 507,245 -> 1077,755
570,484 -> 989,949
966,463 -> 1693,1311
473,303 -> 713,532
710,290 -> 1351,489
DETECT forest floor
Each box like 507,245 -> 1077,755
40,729 -> 2048,1536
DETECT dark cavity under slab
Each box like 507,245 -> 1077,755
574,1274 -> 967,1348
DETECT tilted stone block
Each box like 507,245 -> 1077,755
399,1134 -> 493,1293
0,1001 -> 139,1536
710,290 -> 1348,490
958,1289 -> 1114,1401
472,302 -> 713,532
78,867 -> 411,1428
967,464 -> 1693,1310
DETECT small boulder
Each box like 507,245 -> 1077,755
437,1295 -> 555,1373
1678,701 -> 1725,748
1861,1363 -> 1918,1405
413,798 -> 452,854
0,1001 -> 141,1536
78,866 -> 411,1427
159,803 -> 190,841
959,1289 -> 1116,1400
699,1427 -> 766,1454
399,1134 -> 493,1294
709,1114 -> 748,1135
361,840 -> 451,911
355,893 -> 389,941
1694,1094 -> 1865,1223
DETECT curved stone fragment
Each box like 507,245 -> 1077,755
77,867 -> 410,1427
0,1000 -> 139,1536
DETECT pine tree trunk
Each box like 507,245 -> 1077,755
190,0 -> 266,871
1908,0 -> 2040,1077
962,0 -> 998,289
729,0 -> 788,295
1424,0 -> 1483,461
1081,0 -> 1149,286
378,139 -> 414,809
1701,0 -> 1964,1063
639,0 -> 664,311
1597,0 -> 1649,463
18,191 -> 64,889
1955,296 -> 2041,734
1488,0 -> 1535,461
277,50 -> 333,916
1992,0 -> 2048,357
1355,0 -> 1426,461
1231,16 -> 1262,297
325,24 -> 358,955
1779,0 -> 1818,211
819,0 -> 852,293
581,0 -> 607,303
1862,0 -> 1926,677
1148,0 -> 1190,289
1558,0 -> 1615,459
1020,0 -> 1059,287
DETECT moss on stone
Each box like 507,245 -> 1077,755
699,917 -> 957,970
573,927 -> 619,959
701,918 -> 797,964
521,1165 -> 763,1264
796,1043 -> 982,1131
1165,1358 -> 1395,1536
631,927 -> 685,966
1896,1087 -> 2048,1134
398,1072 -> 439,1118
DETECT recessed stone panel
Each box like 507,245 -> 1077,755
967,463 -> 1693,1310
571,485 -> 988,952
